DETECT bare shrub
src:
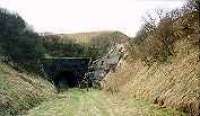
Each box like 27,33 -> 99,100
128,0 -> 199,65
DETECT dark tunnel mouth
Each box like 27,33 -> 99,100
54,70 -> 81,89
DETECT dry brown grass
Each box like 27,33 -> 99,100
104,38 -> 200,115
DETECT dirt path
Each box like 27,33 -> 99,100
26,89 -> 185,116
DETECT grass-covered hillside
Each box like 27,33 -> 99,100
0,8 -> 56,115
0,63 -> 55,115
42,31 -> 129,59
104,1 -> 200,116
52,31 -> 129,44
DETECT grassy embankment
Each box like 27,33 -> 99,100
0,63 -> 55,115
104,8 -> 200,116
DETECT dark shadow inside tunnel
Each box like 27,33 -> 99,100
54,70 -> 81,91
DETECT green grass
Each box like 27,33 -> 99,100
27,89 -> 186,116
0,63 -> 55,115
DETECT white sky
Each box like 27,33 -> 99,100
0,0 -> 185,36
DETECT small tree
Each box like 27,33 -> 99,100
0,8 -> 45,72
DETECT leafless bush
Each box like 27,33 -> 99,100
128,0 -> 199,65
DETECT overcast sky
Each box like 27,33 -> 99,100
0,0 -> 185,36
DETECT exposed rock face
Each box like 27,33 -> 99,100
85,43 -> 126,88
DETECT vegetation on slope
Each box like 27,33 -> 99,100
128,0 -> 199,65
0,8 -> 56,115
54,31 -> 128,44
0,8 -> 45,72
104,0 -> 200,115
42,31 -> 129,60
0,8 -> 57,115
0,63 -> 55,115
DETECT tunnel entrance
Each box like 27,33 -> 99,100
41,57 -> 91,91
54,70 -> 81,90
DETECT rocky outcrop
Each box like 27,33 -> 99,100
85,43 -> 126,88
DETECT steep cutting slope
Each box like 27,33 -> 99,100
0,63 -> 55,115
104,39 -> 200,116
103,12 -> 200,115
